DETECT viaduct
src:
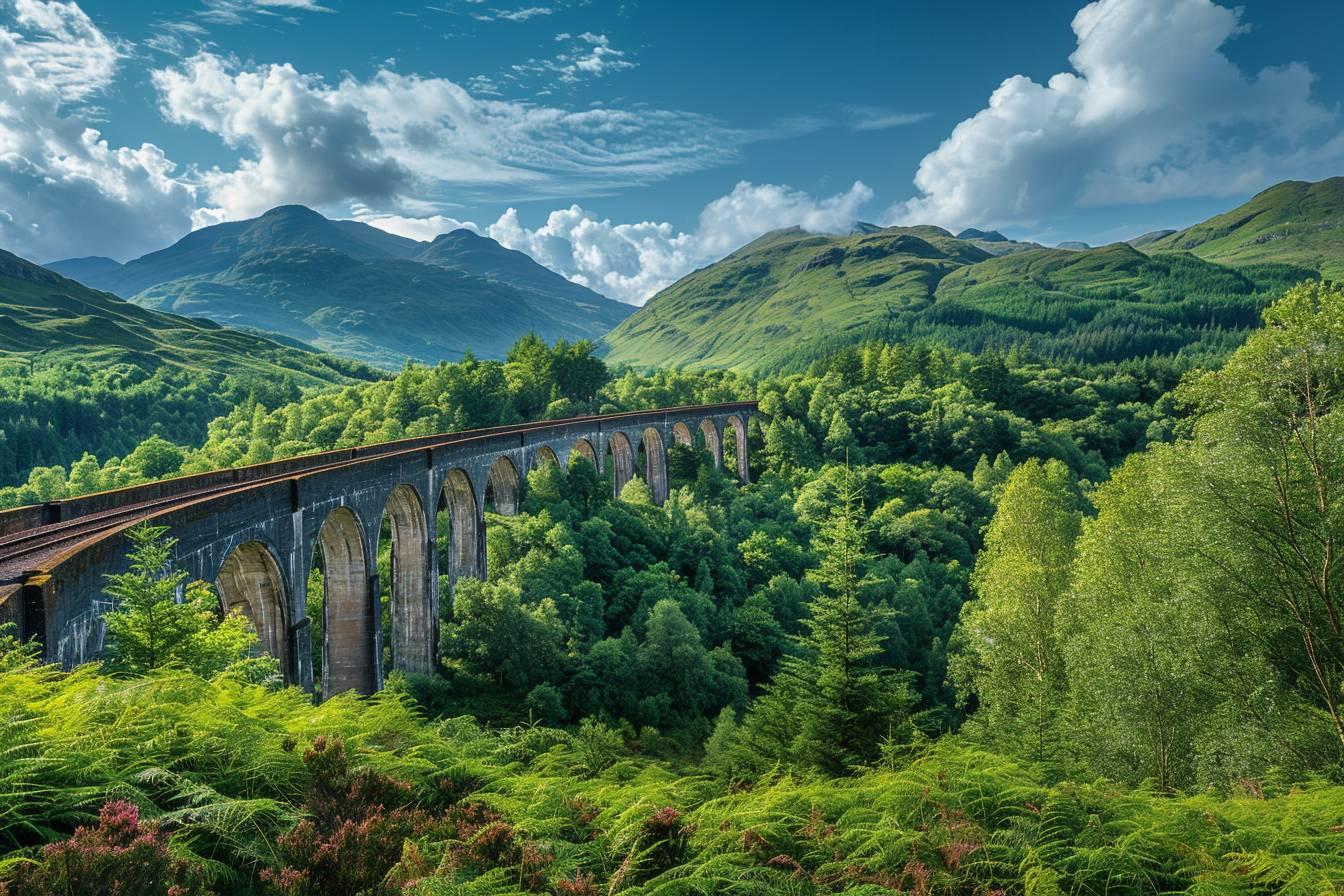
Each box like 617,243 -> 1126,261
0,402 -> 756,696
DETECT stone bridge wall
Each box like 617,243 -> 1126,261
7,404 -> 755,697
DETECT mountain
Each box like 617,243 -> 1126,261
44,256 -> 123,284
132,247 -> 553,367
48,206 -> 422,298
951,230 -> 1046,257
1057,241 -> 1091,250
602,227 -> 984,371
0,247 -> 374,385
1144,178 -> 1344,278
601,226 -> 1317,371
412,229 -> 630,339
50,206 -> 633,368
956,228 -> 1008,242
1127,229 -> 1176,248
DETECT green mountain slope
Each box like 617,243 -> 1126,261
47,206 -> 423,297
131,245 -> 629,368
1144,177 -> 1344,278
49,206 -> 633,367
601,227 -> 987,370
602,224 -> 1316,372
0,247 -> 380,486
0,248 -> 374,384
1127,229 -> 1176,248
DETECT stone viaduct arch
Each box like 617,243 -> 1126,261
572,437 -> 598,469
725,414 -> 750,481
215,540 -> 288,670
315,505 -> 374,696
439,469 -> 481,584
640,427 -> 669,504
485,455 -> 521,516
530,445 -> 560,470
700,419 -> 723,469
380,484 -> 433,676
0,402 -> 756,699
605,431 -> 636,498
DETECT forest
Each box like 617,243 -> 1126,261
0,281 -> 1341,894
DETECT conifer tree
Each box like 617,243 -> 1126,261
102,523 -> 258,677
739,467 -> 915,775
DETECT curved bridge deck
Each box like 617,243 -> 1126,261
0,401 -> 756,695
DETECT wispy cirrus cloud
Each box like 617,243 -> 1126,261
145,0 -> 333,57
844,106 -> 932,131
151,52 -> 750,224
472,6 -> 552,22
198,0 -> 335,25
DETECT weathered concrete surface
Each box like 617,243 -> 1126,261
0,403 -> 756,697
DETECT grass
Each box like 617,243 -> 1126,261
0,248 -> 377,387
1145,177 -> 1344,279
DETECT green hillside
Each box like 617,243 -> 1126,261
132,243 -> 630,368
602,224 -> 1314,372
1145,177 -> 1344,278
50,205 -> 633,367
0,248 -> 373,383
599,227 -> 983,371
0,247 -> 379,487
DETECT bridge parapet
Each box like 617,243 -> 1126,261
0,402 -> 757,697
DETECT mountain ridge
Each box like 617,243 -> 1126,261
49,206 -> 633,368
1142,177 -> 1344,277
0,246 -> 375,385
601,178 -> 1337,371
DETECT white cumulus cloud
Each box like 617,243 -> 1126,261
351,206 -> 481,242
891,0 -> 1342,230
475,180 -> 874,305
0,0 -> 199,262
153,55 -> 412,227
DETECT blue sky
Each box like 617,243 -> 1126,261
2,0 -> 1342,302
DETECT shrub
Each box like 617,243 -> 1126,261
6,800 -> 210,896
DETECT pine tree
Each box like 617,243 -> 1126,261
741,467 -> 915,775
102,524 -> 258,676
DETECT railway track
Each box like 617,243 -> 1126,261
0,401 -> 756,588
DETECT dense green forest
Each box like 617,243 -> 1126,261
600,228 -> 1319,373
1,281 -> 1341,893
1,327 -> 1176,508
0,247 -> 382,488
